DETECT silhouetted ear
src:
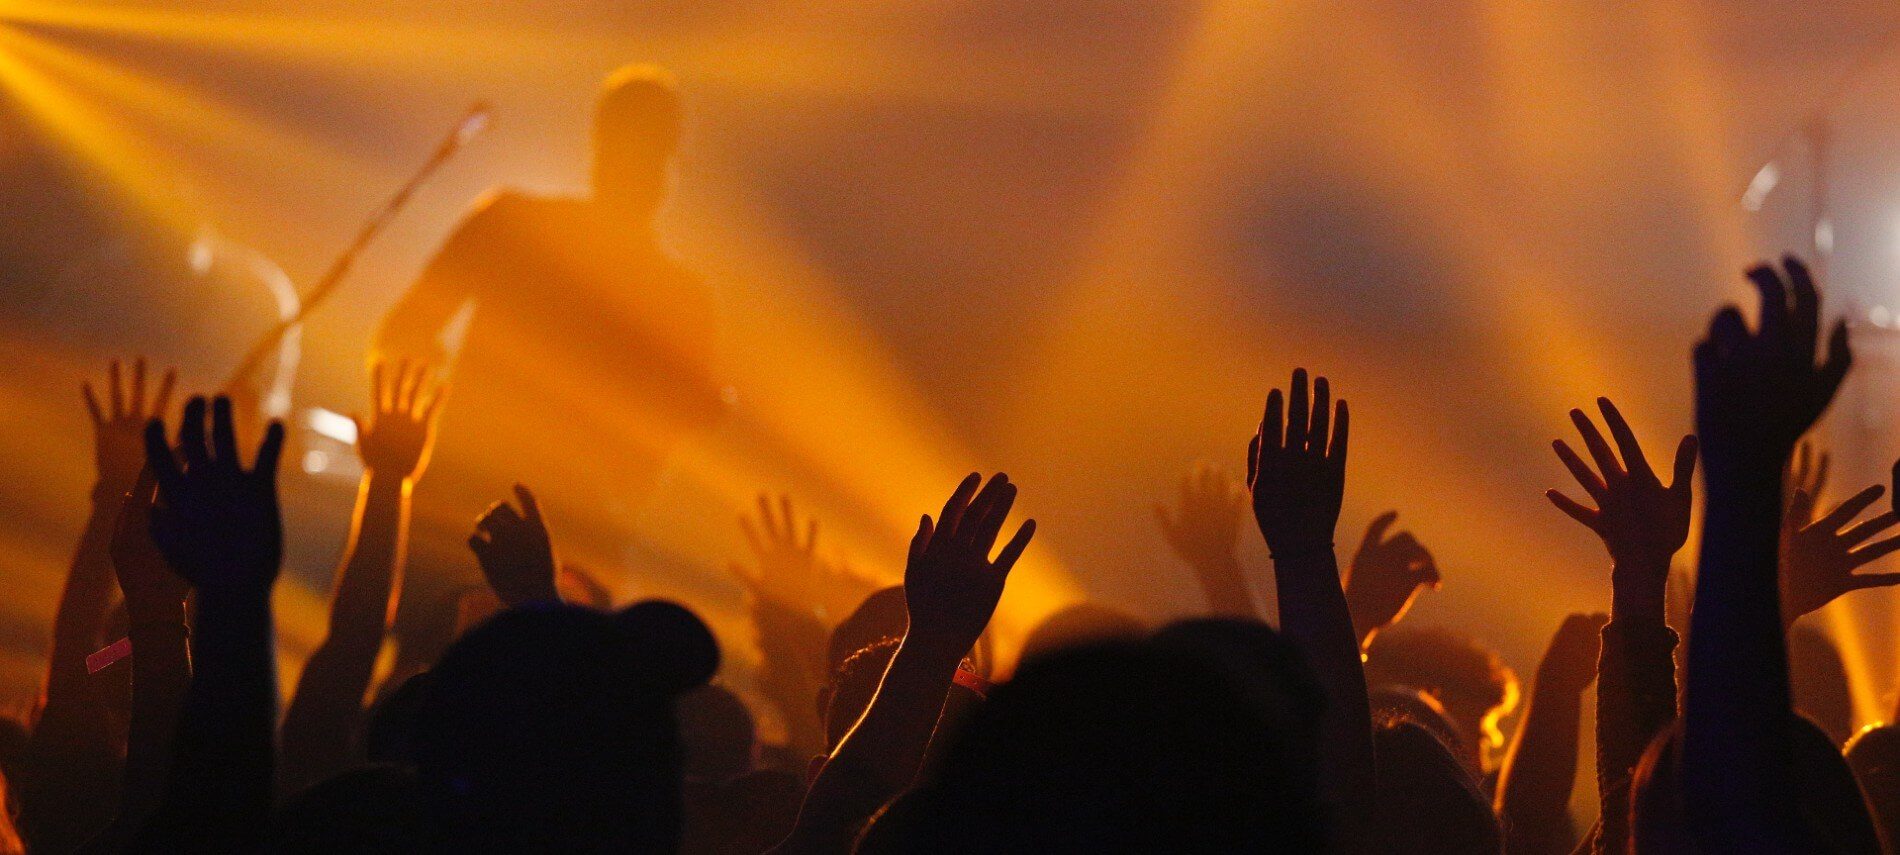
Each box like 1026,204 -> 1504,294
616,600 -> 719,694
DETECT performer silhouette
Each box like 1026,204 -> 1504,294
376,64 -> 721,579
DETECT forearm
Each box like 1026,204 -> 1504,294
784,636 -> 961,851
45,490 -> 123,706
1593,613 -> 1677,855
1683,471 -> 1803,845
280,473 -> 407,790
146,590 -> 277,849
117,602 -> 190,829
1192,555 -> 1256,618
1272,550 -> 1376,841
322,472 -> 408,638
1496,681 -> 1583,855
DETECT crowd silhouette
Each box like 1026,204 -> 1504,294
11,66 -> 1900,855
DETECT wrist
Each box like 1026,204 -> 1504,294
1610,561 -> 1669,624
360,469 -> 409,498
1268,542 -> 1336,562
895,631 -> 971,671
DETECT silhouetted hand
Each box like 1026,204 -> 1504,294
110,469 -> 188,614
1693,257 -> 1849,479
903,473 -> 1035,655
735,494 -> 877,621
1248,368 -> 1348,557
1343,512 -> 1439,643
1780,484 -> 1900,624
1786,441 -> 1828,525
142,396 -> 285,598
354,359 -> 443,481
1548,398 -> 1697,570
1537,612 -> 1609,696
87,357 -> 175,492
469,484 -> 558,606
1155,463 -> 1245,569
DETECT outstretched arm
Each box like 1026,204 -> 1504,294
43,361 -> 174,732
778,473 -> 1034,853
88,470 -> 193,851
731,494 -> 847,757
133,396 -> 286,851
1249,368 -> 1373,850
1494,612 -> 1605,855
1155,464 -> 1256,617
1684,257 -> 1847,850
279,361 -> 441,794
1543,398 -> 1694,855
19,359 -> 173,851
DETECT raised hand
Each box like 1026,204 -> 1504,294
1682,256 -> 1850,850
354,359 -> 443,481
468,484 -> 558,606
1780,484 -> 1900,624
1547,398 -> 1697,569
142,396 -> 285,598
86,357 -> 175,492
1155,463 -> 1246,569
1248,368 -> 1348,557
110,469 -> 189,613
1343,511 -> 1440,645
1155,463 -> 1254,617
735,494 -> 877,621
1693,256 -> 1850,478
903,473 -> 1035,655
1538,612 -> 1609,695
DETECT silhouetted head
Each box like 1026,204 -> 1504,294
676,683 -> 756,784
412,600 -> 717,851
1789,624 -> 1854,746
1364,625 -> 1518,769
822,636 -> 902,749
1633,718 -> 1881,853
1149,617 -> 1327,789
827,586 -> 909,674
1018,602 -> 1147,665
887,639 -> 1329,852
1846,723 -> 1900,850
269,765 -> 429,854
1369,684 -> 1473,776
1369,720 -> 1502,854
592,64 -> 682,221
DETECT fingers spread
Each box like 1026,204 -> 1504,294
1816,484 -> 1885,534
1552,439 -> 1607,500
993,519 -> 1036,573
1287,369 -> 1310,452
1546,489 -> 1598,527
1669,435 -> 1698,496
179,397 -> 210,470
936,473 -> 983,541
1569,408 -> 1623,483
211,396 -> 240,469
1596,398 -> 1653,481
